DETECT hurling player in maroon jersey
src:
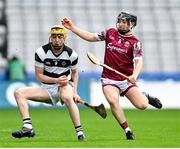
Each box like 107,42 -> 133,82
62,12 -> 162,140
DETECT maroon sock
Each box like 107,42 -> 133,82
120,121 -> 128,129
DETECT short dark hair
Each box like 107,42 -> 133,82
117,12 -> 137,27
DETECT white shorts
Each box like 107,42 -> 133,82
41,82 -> 74,105
41,84 -> 61,105
101,78 -> 137,96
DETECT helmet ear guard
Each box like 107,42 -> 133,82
117,12 -> 137,28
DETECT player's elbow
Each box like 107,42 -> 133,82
88,34 -> 98,42
80,33 -> 97,42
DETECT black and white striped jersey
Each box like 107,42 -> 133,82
35,43 -> 78,84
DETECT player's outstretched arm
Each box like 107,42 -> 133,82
61,17 -> 97,42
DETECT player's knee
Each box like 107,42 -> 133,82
136,102 -> 148,110
14,88 -> 25,99
63,98 -> 74,106
107,98 -> 117,107
60,93 -> 71,102
60,93 -> 73,104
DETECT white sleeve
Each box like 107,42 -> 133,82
70,51 -> 78,70
35,47 -> 45,68
133,41 -> 143,60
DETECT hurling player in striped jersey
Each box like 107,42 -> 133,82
12,25 -> 86,141
62,12 -> 162,140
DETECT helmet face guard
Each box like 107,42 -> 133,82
117,12 -> 137,28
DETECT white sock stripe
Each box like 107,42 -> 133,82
76,127 -> 83,132
24,122 -> 32,124
23,123 -> 33,129
23,120 -> 32,123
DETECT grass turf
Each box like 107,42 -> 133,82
0,108 -> 179,147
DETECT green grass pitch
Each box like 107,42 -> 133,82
0,108 -> 179,147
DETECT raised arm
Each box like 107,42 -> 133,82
61,17 -> 98,42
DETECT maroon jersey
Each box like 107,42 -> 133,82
95,27 -> 142,81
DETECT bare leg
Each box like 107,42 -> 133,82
12,86 -> 51,138
102,85 -> 127,124
14,87 -> 52,119
125,87 -> 162,109
102,85 -> 135,140
60,84 -> 81,126
59,84 -> 86,141
125,87 -> 149,110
